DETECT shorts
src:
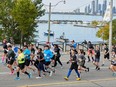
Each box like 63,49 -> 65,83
94,58 -> 100,62
18,63 -> 25,70
78,61 -> 85,67
104,54 -> 109,59
4,50 -> 7,54
25,59 -> 30,66
38,63 -> 45,71
44,61 -> 51,66
7,59 -> 15,65
88,49 -> 94,55
70,63 -> 78,70
112,64 -> 116,66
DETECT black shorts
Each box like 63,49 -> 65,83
70,63 -> 78,70
18,63 -> 25,70
113,64 -> 116,66
38,63 -> 45,71
7,59 -> 15,65
44,61 -> 51,66
25,59 -> 30,66
104,54 -> 109,59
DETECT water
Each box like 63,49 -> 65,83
35,14 -> 113,42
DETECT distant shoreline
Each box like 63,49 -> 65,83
45,12 -> 116,16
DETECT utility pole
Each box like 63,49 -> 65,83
47,3 -> 51,43
109,0 -> 113,59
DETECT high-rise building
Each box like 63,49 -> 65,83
98,4 -> 102,15
96,0 -> 99,13
102,0 -> 107,15
113,7 -> 116,14
91,0 -> 96,14
85,6 -> 88,14
88,4 -> 91,14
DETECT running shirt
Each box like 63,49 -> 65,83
7,49 -> 15,60
44,49 -> 53,62
23,49 -> 31,60
95,50 -> 100,59
37,52 -> 44,63
17,53 -> 25,64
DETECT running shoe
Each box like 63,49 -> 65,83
14,77 -> 20,80
49,71 -> 53,76
9,71 -> 14,75
87,67 -> 89,72
76,78 -> 81,81
97,67 -> 100,70
101,64 -> 104,66
64,77 -> 68,81
28,73 -> 32,78
36,76 -> 42,79
112,72 -> 116,77
53,69 -> 55,73
61,66 -> 63,69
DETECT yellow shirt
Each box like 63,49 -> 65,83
17,53 -> 25,64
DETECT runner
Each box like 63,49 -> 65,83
23,45 -> 35,72
43,45 -> 54,76
87,41 -> 94,62
6,45 -> 15,75
93,46 -> 100,70
71,40 -> 77,49
101,44 -> 109,66
35,48 -> 46,79
78,49 -> 89,73
109,50 -> 116,76
53,44 -> 63,68
15,48 -> 31,80
64,49 -> 81,81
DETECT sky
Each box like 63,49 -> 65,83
42,0 -> 116,12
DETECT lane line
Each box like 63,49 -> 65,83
19,78 -> 116,87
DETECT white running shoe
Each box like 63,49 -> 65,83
49,71 -> 53,76
36,76 -> 42,79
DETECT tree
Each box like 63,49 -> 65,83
11,0 -> 44,45
0,0 -> 44,45
96,19 -> 116,44
0,0 -> 16,41
91,20 -> 99,27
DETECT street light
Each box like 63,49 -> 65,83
47,0 -> 66,43
109,0 -> 113,59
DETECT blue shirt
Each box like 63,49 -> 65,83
44,49 -> 53,62
23,49 -> 31,60
72,43 -> 77,49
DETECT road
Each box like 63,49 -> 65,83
0,53 -> 116,87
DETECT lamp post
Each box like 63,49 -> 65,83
109,0 -> 113,59
47,0 -> 66,43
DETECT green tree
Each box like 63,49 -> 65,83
96,19 -> 116,44
11,0 -> 44,45
0,0 -> 16,41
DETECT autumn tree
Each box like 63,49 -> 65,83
96,19 -> 116,44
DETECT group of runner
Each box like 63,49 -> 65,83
1,39 -> 116,81
2,39 -> 64,80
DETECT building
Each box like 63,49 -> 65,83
102,0 -> 107,15
88,4 -> 91,14
95,0 -> 99,14
91,0 -> 96,14
113,7 -> 116,14
85,6 -> 88,14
